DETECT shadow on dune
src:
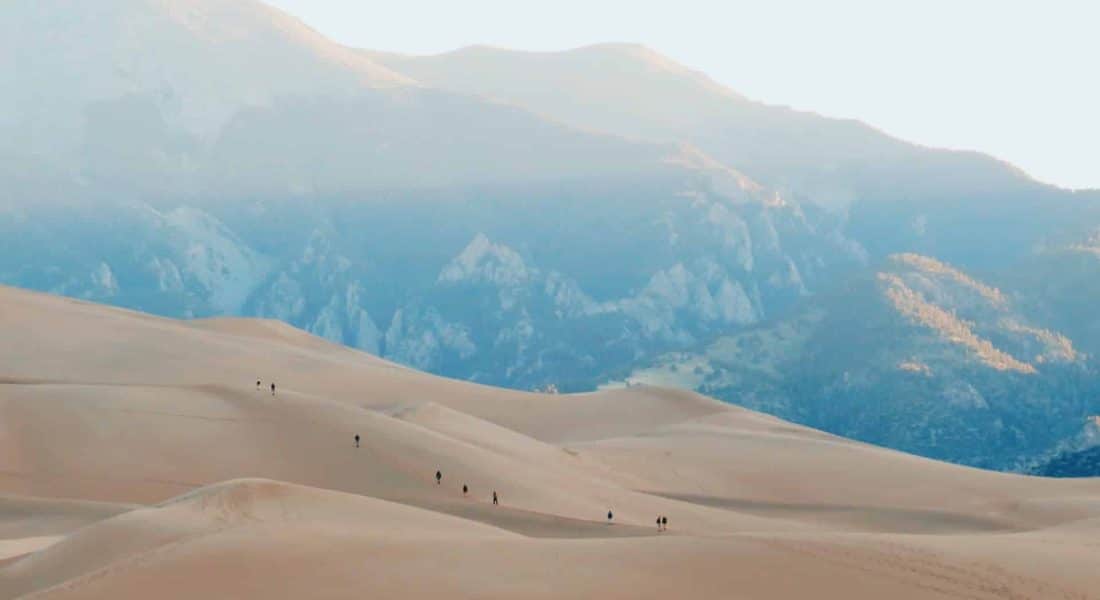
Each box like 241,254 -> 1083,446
382,497 -> 658,539
651,493 -> 1021,534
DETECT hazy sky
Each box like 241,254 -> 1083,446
266,0 -> 1098,190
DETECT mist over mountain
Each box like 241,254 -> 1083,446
370,44 -> 1100,268
3,0 -> 1099,471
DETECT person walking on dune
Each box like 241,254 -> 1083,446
661,516 -> 667,531
256,379 -> 261,391
607,510 -> 613,524
463,484 -> 468,497
270,382 -> 276,396
436,470 -> 442,485
492,490 -> 498,506
656,516 -> 662,532
354,434 -> 360,448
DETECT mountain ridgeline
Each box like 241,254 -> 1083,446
3,0 -> 1100,471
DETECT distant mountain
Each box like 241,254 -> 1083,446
2,0 -> 1100,471
367,43 -> 1034,201
0,0 -> 862,386
1,0 -> 410,195
1027,417 -> 1100,477
369,44 -> 1100,267
0,0 -> 703,202
1,0 -> 408,149
1031,446 -> 1100,478
616,254 -> 1100,468
1004,228 -> 1100,358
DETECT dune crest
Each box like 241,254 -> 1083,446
1,285 -> 1100,599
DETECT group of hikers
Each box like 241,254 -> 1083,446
256,380 -> 666,532
432,464 -> 664,530
351,431 -> 665,530
610,510 -> 669,532
434,469 -> 499,505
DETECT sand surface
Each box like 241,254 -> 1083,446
1,285 -> 1099,599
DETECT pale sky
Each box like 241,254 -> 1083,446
266,0 -> 1098,190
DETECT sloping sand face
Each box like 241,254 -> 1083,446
1,285 -> 1099,599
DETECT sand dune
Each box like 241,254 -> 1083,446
2,284 -> 1099,599
0,496 -> 135,542
0,479 -> 520,599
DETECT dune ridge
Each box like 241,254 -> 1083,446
1,285 -> 1099,599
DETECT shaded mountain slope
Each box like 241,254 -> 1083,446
619,254 -> 1100,468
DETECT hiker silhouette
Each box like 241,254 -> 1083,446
435,470 -> 442,485
354,434 -> 360,448
492,491 -> 498,505
270,382 -> 276,396
462,484 -> 468,496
